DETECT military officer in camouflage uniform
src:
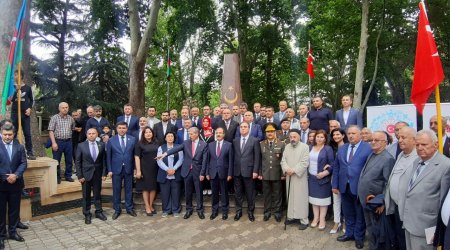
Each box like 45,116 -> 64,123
259,123 -> 285,222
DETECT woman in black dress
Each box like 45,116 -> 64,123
135,126 -> 159,216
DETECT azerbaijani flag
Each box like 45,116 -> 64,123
166,49 -> 171,81
1,0 -> 27,115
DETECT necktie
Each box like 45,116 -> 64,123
125,116 -> 129,125
192,141 -> 196,156
348,145 -> 355,162
301,131 -> 306,143
284,131 -> 287,136
217,141 -> 221,156
226,121 -> 229,130
268,119 -> 272,123
91,142 -> 97,161
241,137 -> 246,153
409,161 -> 426,191
6,143 -> 12,160
121,136 -> 126,152
269,141 -> 273,149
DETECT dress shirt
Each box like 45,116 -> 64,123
343,109 -> 350,125
442,187 -> 450,226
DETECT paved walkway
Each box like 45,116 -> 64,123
6,208 -> 359,249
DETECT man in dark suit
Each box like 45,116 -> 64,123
235,111 -> 263,141
76,128 -> 107,224
116,103 -> 139,136
402,130 -> 450,250
106,122 -> 137,220
232,122 -> 261,222
86,105 -> 111,137
202,127 -> 233,220
176,118 -> 192,144
216,108 -> 239,143
154,111 -> 176,144
357,131 -> 395,249
0,124 -> 27,246
253,102 -> 262,122
335,95 -> 363,131
332,125 -> 372,249
175,108 -> 190,130
258,106 -> 280,129
158,127 -> 208,220
133,117 -> 148,141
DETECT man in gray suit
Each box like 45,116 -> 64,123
357,131 -> 395,249
385,127 -> 418,250
232,122 -> 261,222
402,130 -> 450,250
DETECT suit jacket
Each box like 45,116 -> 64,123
235,122 -> 263,141
444,136 -> 450,158
174,118 -> 183,130
331,141 -> 372,195
166,139 -> 208,178
216,119 -> 239,143
106,135 -> 136,175
403,153 -> 450,237
75,140 -> 106,181
190,116 -> 202,129
257,117 -> 281,130
86,117 -> 110,136
357,149 -> 395,207
233,136 -> 261,178
202,140 -> 233,179
116,115 -> 139,136
309,144 -> 335,176
176,128 -> 190,145
274,111 -> 287,125
153,121 -> 176,144
335,108 -> 363,131
0,141 -> 27,189
385,150 -> 418,220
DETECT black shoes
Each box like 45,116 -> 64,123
9,233 -> 25,242
210,212 -> 218,220
234,212 -> 242,221
263,213 -> 271,221
184,211 -> 193,219
274,214 -> 282,223
0,239 -> 4,250
248,213 -> 255,222
17,221 -> 29,230
127,210 -> 137,217
57,178 -> 61,184
85,215 -> 92,224
355,241 -> 364,249
337,235 -> 355,242
198,212 -> 205,220
284,219 -> 297,225
298,223 -> 308,230
95,212 -> 107,221
222,213 -> 228,220
65,177 -> 75,182
112,212 -> 121,220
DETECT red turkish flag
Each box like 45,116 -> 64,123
411,1 -> 445,114
307,47 -> 314,79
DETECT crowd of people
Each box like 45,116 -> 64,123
1,92 -> 450,250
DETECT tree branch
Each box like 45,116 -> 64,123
136,0 -> 162,64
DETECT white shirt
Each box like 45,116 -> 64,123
442,188 -> 450,226
343,109 -> 350,125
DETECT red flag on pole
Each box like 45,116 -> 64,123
307,46 -> 314,79
411,1 -> 445,114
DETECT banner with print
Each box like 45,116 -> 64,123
422,103 -> 450,135
366,104 -> 417,138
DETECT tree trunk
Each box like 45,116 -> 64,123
57,0 -> 69,101
353,0 -> 369,110
128,0 -> 162,116
0,1 -> 21,118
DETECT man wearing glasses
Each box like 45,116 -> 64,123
357,131 -> 395,249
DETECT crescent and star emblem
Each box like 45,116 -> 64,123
223,85 -> 238,104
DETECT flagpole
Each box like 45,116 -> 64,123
308,41 -> 312,108
435,85 -> 443,153
166,48 -> 170,111
17,63 -> 24,144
